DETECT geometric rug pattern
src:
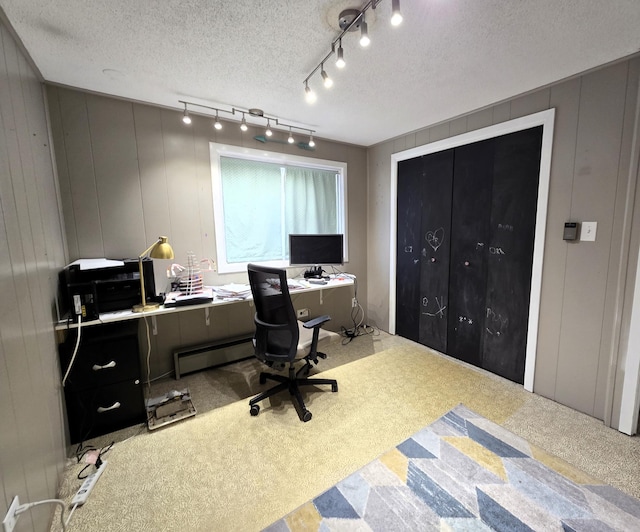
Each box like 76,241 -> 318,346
264,404 -> 640,531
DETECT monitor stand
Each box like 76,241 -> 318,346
304,265 -> 323,279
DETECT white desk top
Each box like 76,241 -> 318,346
55,275 -> 355,331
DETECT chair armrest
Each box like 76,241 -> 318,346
303,315 -> 331,329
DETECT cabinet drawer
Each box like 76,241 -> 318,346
65,379 -> 145,443
60,323 -> 140,390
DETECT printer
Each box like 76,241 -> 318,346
59,258 -> 158,321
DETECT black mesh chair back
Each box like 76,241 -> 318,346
247,263 -> 338,422
248,265 -> 298,366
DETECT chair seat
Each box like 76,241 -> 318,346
295,321 -> 339,357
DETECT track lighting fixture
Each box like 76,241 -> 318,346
178,100 -> 317,147
303,0 -> 403,103
182,103 -> 192,125
391,0 -> 403,26
321,65 -> 333,88
305,81 -> 317,104
359,14 -> 370,47
335,41 -> 345,69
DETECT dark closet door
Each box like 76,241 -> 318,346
447,139 -> 495,366
396,157 -> 424,342
418,149 -> 454,353
482,126 -> 543,383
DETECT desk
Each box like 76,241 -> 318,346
55,275 -> 354,439
55,275 -> 355,331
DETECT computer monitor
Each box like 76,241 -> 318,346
289,234 -> 344,275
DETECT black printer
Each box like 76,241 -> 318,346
59,258 -> 158,321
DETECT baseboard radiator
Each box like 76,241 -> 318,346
173,335 -> 254,379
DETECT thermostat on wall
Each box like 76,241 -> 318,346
563,222 -> 579,241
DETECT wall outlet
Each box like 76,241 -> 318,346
352,297 -> 358,308
296,308 -> 309,318
3,496 -> 20,532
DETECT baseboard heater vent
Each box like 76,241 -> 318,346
174,335 -> 254,379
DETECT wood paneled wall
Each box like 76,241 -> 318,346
46,87 -> 368,378
0,20 -> 68,531
368,58 -> 640,427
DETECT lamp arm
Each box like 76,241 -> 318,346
138,238 -> 161,259
138,256 -> 147,307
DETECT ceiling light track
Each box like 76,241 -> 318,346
303,0 -> 402,103
178,100 -> 317,145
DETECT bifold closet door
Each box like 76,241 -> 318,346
482,126 -> 542,383
447,139 -> 494,367
396,126 -> 543,385
396,150 -> 453,347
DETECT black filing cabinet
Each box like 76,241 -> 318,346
59,321 -> 145,443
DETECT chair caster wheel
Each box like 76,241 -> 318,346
250,404 -> 260,416
302,410 -> 312,422
332,383 -> 338,392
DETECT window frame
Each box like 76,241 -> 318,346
210,142 -> 348,274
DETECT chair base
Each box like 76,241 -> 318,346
249,360 -> 338,422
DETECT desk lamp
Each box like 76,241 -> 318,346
132,236 -> 174,313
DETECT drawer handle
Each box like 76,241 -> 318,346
92,361 -> 116,371
97,402 -> 121,413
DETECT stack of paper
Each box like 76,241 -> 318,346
211,283 -> 252,300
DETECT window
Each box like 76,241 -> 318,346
210,143 -> 347,273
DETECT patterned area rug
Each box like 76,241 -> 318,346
265,404 -> 640,531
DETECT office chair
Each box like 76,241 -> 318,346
247,264 -> 338,422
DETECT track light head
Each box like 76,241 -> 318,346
265,119 -> 273,137
305,81 -> 317,104
359,16 -> 370,47
321,66 -> 333,88
182,103 -> 192,125
391,0 -> 403,26
240,115 -> 248,132
288,128 -> 295,144
336,43 -> 345,69
308,134 -> 315,148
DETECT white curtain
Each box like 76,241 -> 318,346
220,157 -> 339,263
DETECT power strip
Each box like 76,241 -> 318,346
71,461 -> 108,506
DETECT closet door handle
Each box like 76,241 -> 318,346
97,402 -> 121,413
92,361 -> 116,371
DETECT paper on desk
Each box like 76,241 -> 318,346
67,258 -> 125,270
211,284 -> 251,299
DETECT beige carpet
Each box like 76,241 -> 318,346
51,341 -> 640,531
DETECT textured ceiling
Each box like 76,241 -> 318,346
2,0 -> 640,146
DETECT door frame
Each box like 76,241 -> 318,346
389,109 -> 555,392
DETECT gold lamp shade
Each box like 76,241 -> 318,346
132,236 -> 175,313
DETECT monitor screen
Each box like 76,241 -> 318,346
289,234 -> 344,266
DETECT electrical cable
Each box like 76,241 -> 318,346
15,499 -> 67,531
61,314 -> 82,387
